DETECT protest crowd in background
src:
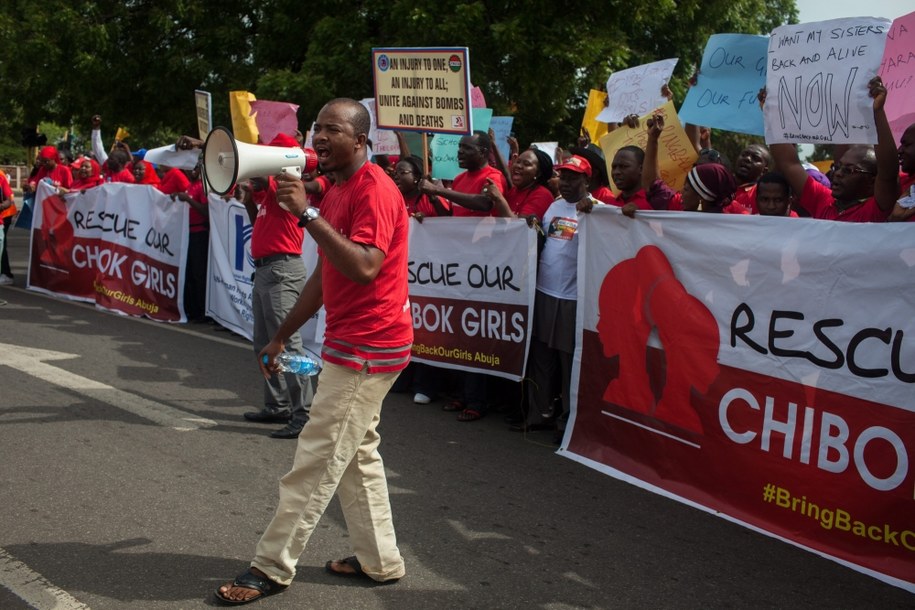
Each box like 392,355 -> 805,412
1,11 -> 913,450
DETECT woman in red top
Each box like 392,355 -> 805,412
392,155 -> 450,218
485,148 -> 555,222
65,158 -> 104,192
130,159 -> 161,187
24,146 -> 73,193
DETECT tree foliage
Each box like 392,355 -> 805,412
0,0 -> 797,162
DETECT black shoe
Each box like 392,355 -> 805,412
510,421 -> 556,432
244,409 -> 291,424
270,421 -> 305,439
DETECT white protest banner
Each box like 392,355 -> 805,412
144,144 -> 201,171
530,141 -> 560,163
565,207 -> 915,593
597,58 -> 678,123
27,182 -> 188,321
879,10 -> 915,144
205,194 -> 323,360
372,47 -> 472,135
764,17 -> 891,145
408,217 -> 537,380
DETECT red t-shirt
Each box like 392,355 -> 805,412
730,184 -> 757,214
186,180 -> 209,233
157,168 -> 191,195
618,188 -> 653,210
318,162 -> 412,363
797,175 -> 888,222
506,184 -> 554,221
591,185 -> 617,205
105,168 -> 136,184
405,192 -> 450,217
250,177 -> 303,258
30,165 -> 72,189
450,165 -> 508,217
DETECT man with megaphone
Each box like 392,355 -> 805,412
215,98 -> 411,605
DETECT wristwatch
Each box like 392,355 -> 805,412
297,206 -> 320,227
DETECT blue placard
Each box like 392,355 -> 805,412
679,34 -> 768,136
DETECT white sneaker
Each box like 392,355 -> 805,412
413,392 -> 431,405
0,275 -> 13,285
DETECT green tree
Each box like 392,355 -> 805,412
0,0 -> 797,155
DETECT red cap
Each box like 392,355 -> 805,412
555,154 -> 592,177
39,146 -> 60,161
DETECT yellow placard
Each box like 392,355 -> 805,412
114,127 -> 130,142
598,100 -> 697,194
372,47 -> 471,135
581,89 -> 609,142
230,91 -> 259,144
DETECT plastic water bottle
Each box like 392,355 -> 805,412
264,352 -> 321,376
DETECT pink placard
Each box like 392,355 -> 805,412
880,11 -> 915,143
249,100 -> 300,145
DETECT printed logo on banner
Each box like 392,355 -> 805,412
596,245 -> 719,437
228,207 -> 254,284
377,54 -> 390,71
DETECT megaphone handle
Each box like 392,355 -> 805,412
281,166 -> 302,180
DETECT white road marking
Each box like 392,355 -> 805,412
0,343 -> 217,431
0,547 -> 90,610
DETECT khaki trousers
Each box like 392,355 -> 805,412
251,362 -> 405,584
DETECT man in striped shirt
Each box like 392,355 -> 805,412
215,98 -> 412,605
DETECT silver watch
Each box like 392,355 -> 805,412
297,206 -> 319,227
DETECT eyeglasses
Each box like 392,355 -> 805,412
698,148 -> 721,163
831,163 -> 875,176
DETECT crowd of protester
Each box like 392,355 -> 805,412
1,69 -> 913,445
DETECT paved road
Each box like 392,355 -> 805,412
0,228 -> 911,609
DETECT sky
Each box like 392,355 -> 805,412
794,0 -> 909,23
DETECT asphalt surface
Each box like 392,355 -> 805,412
1,227 -> 912,609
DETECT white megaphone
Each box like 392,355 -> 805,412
202,126 -> 318,196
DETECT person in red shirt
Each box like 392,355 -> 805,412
215,98 -> 410,604
392,154 -> 450,218
237,133 -> 313,439
418,131 -> 508,420
611,145 -> 654,210
420,131 -> 508,217
769,77 -> 898,222
65,158 -> 104,192
102,149 -> 136,183
889,122 -> 915,222
171,164 -> 210,321
24,146 -> 73,193
753,172 -> 796,217
485,148 -> 555,222
130,159 -> 161,187
0,171 -> 14,284
726,144 -> 771,214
